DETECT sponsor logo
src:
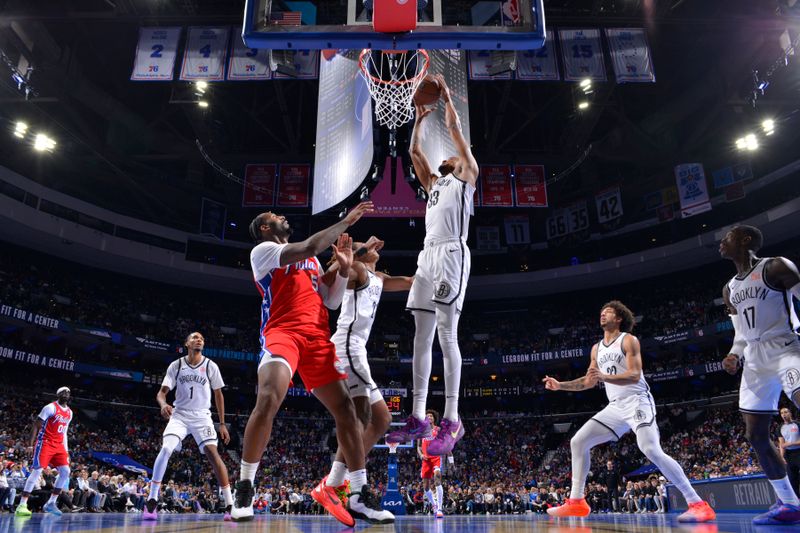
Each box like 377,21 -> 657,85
382,500 -> 403,506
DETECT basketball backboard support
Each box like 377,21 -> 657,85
242,0 -> 546,51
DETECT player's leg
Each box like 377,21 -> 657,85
325,394 -> 371,503
144,414 -> 187,520
434,467 -> 444,517
42,455 -> 70,516
15,464 -> 44,516
202,444 -> 233,518
421,474 -> 434,513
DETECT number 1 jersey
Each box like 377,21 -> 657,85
162,356 -> 225,413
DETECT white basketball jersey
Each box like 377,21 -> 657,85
162,356 -> 225,412
726,258 -> 800,342
425,174 -> 475,242
332,271 -> 383,350
596,333 -> 649,402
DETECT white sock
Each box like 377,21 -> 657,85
326,461 -> 347,487
240,460 -> 259,484
20,495 -> 29,505
349,469 -> 367,495
437,308 -> 462,421
221,485 -> 233,506
426,489 -> 436,511
436,485 -> 443,511
769,476 -> 800,506
569,420 -> 617,500
635,425 -> 702,504
345,470 -> 351,482
412,311 -> 436,420
149,482 -> 160,501
47,494 -> 58,505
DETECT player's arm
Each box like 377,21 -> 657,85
778,436 -> 787,458
319,234 -> 354,310
417,438 -> 425,460
591,335 -> 642,386
212,387 -> 230,445
765,257 -> 800,296
276,202 -> 373,266
435,74 -> 478,185
156,386 -> 173,419
28,418 -> 43,449
542,345 -> 600,391
410,104 -> 436,192
376,271 -> 414,292
722,284 -> 745,375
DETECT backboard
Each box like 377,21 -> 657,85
242,0 -> 546,51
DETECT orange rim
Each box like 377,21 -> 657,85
359,49 -> 430,87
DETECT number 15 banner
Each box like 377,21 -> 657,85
180,27 -> 230,81
131,27 -> 182,81
559,28 -> 606,81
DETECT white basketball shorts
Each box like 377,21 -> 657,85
333,340 -> 383,405
163,410 -> 218,452
739,334 -> 800,414
592,392 -> 658,439
406,238 -> 471,314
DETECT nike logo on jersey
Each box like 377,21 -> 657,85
787,340 -> 796,347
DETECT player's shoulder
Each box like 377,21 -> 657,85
206,358 -> 221,372
250,241 -> 284,261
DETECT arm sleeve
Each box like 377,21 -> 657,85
209,361 -> 225,390
38,403 -> 55,421
161,360 -> 178,390
320,271 -> 348,310
729,313 -> 746,357
250,242 -> 288,280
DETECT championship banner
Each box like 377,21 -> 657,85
468,51 -> 514,80
675,163 -> 712,218
595,186 -> 624,223
131,27 -> 181,81
516,30 -> 560,81
227,33 -> 271,80
559,29 -> 607,81
605,28 -> 656,83
273,50 -> 320,79
276,164 -> 311,207
242,164 -> 277,207
504,215 -> 531,245
479,165 -> 514,207
513,164 -> 548,207
179,27 -> 230,81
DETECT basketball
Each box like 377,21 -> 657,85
413,75 -> 441,106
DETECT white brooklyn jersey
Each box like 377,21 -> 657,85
332,271 -> 383,350
727,257 -> 800,342
162,356 -> 225,412
596,333 -> 649,402
425,174 -> 475,242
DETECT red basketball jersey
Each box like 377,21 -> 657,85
255,256 -> 329,334
421,426 -> 439,459
38,401 -> 72,450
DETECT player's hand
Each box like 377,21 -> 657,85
415,104 -> 433,122
587,367 -> 603,383
160,404 -> 173,419
365,235 -> 384,253
433,74 -> 451,103
542,375 -> 561,391
218,424 -> 231,445
722,354 -> 740,375
332,233 -> 354,273
343,201 -> 374,226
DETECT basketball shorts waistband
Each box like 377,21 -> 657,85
423,237 -> 467,249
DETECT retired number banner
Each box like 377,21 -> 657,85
595,186 -> 623,223
513,164 -> 548,207
479,165 -> 514,207
605,28 -> 656,83
180,27 -> 230,81
274,50 -> 320,79
131,27 -> 181,81
468,51 -> 514,80
228,33 -> 271,80
277,164 -> 311,207
242,164 -> 277,207
675,163 -> 712,218
516,30 -> 560,81
559,28 -> 606,81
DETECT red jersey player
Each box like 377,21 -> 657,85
15,387 -> 73,517
418,409 -> 446,518
232,202 -> 393,526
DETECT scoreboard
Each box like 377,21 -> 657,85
386,395 -> 402,416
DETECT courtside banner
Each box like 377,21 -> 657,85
479,165 -> 514,207
468,51 -> 514,80
675,163 -> 712,218
513,164 -> 548,207
274,50 -> 320,79
516,30 -> 560,81
179,27 -> 230,81
559,28 -> 607,81
242,164 -> 277,207
277,164 -> 311,207
605,28 -> 656,83
227,32 -> 271,80
131,27 -> 181,81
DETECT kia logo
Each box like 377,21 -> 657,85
383,501 -> 403,506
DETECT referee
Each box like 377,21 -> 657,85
779,407 -> 800,497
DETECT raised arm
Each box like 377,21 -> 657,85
542,345 -> 600,392
435,75 -> 478,185
410,104 -> 436,192
278,202 -> 373,266
589,335 -> 643,386
376,271 -> 414,292
319,234 -> 355,310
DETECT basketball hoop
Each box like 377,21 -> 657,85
359,49 -> 429,130
387,441 -> 400,454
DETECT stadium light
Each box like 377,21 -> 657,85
745,133 -> 758,151
198,100 -> 209,108
578,101 -> 590,110
195,81 -> 208,93
580,78 -> 592,89
14,122 -> 28,138
762,118 -> 775,135
33,133 -> 56,152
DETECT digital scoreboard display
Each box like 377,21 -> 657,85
386,395 -> 402,416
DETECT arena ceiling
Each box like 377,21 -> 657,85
0,0 -> 798,238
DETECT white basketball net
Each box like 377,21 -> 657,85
359,49 -> 430,130
387,442 -> 400,454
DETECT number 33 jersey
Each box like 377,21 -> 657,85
726,257 -> 800,343
162,357 -> 225,413
596,332 -> 649,403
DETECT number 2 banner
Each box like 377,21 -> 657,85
559,28 -> 606,81
180,27 -> 230,81
131,27 -> 181,81
228,33 -> 271,80
479,165 -> 514,207
595,186 -> 624,223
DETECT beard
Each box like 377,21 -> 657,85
58,396 -> 70,406
438,163 -> 455,176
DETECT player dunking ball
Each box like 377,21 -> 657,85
543,301 -> 715,522
143,332 -> 232,521
387,74 -> 477,455
232,203 -> 394,526
720,225 -> 800,525
418,409 -> 447,519
15,387 -> 73,517
325,236 -> 414,497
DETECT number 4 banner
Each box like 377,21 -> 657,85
131,27 -> 181,81
559,28 -> 606,81
180,27 -> 230,81
595,186 -> 623,223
